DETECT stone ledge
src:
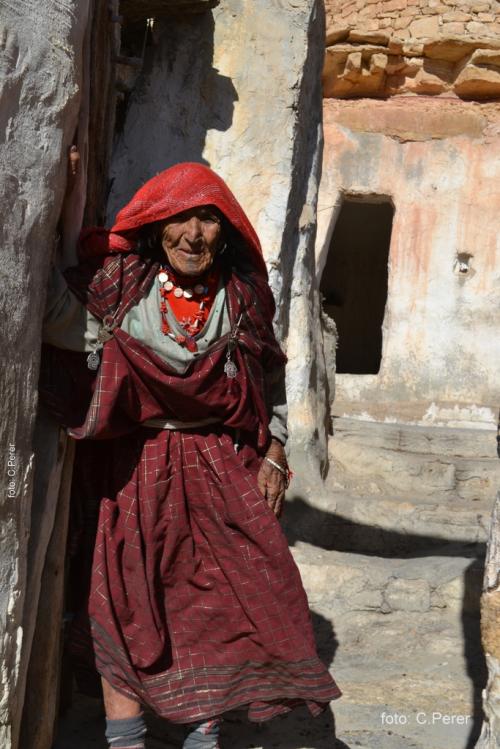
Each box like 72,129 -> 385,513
324,31 -> 500,100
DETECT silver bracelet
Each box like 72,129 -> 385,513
264,456 -> 288,476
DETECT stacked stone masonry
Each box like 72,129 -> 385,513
324,0 -> 500,98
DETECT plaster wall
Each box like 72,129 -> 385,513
317,97 -> 500,428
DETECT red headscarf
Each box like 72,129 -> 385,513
79,162 -> 268,277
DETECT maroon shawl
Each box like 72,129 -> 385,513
41,163 -> 286,451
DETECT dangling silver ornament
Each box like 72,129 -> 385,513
158,271 -> 169,283
224,360 -> 238,378
87,350 -> 101,371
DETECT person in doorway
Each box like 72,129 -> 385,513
41,162 -> 341,749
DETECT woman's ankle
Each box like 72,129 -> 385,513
104,713 -> 147,749
183,717 -> 221,748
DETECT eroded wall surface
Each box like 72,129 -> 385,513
317,97 -> 500,426
108,0 -> 329,479
0,3 -> 91,747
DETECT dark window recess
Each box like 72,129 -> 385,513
320,199 -> 394,375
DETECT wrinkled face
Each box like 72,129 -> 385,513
160,205 -> 223,277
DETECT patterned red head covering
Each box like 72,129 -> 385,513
79,162 -> 267,277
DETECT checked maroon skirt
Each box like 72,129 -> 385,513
69,426 -> 341,723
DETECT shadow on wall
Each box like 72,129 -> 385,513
107,11 -> 238,222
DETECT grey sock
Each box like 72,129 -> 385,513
183,718 -> 221,748
105,713 -> 147,749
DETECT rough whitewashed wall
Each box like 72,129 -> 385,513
475,493 -> 500,749
0,2 -> 91,747
107,0 -> 329,483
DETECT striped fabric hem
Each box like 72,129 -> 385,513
91,618 -> 341,725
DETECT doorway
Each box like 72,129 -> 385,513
320,197 -> 394,374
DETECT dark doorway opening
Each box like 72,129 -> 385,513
320,198 -> 394,374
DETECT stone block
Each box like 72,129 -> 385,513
454,62 -> 500,97
395,16 -> 412,28
388,37 -> 406,52
423,37 -> 484,62
346,50 -> 363,73
467,19 -> 489,33
384,0 -> 407,10
443,10 -> 472,20
348,29 -> 391,44
408,66 -> 449,94
402,40 -> 424,54
409,15 -> 440,36
385,578 -> 431,612
343,12 -> 359,24
472,2 -> 492,10
471,47 -> 500,64
370,52 -> 389,72
326,26 -> 351,45
365,18 -> 382,30
478,12 -> 496,20
442,21 -> 466,34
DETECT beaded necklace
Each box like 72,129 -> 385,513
158,265 -> 220,353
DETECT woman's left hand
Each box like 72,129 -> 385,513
257,438 -> 288,518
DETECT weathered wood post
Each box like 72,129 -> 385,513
475,492 -> 500,748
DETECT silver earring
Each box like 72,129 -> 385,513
219,242 -> 227,256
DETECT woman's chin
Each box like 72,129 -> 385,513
169,255 -> 213,277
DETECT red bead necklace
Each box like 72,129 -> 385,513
158,266 -> 220,353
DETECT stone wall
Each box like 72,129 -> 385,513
326,0 -> 500,39
324,0 -> 500,98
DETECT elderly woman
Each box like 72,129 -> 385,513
42,162 -> 341,749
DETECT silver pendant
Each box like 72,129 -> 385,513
158,271 -> 169,283
224,360 -> 238,378
165,281 -> 174,291
174,287 -> 183,298
87,350 -> 101,371
183,288 -> 193,299
194,284 -> 205,295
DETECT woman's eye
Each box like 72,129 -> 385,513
201,214 -> 219,224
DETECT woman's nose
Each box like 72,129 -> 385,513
183,216 -> 202,241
